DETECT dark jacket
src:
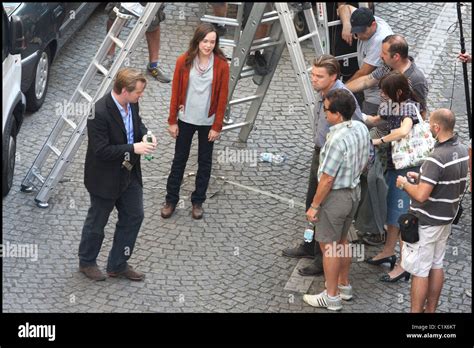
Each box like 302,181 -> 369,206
84,93 -> 148,200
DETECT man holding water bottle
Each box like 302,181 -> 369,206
78,68 -> 156,281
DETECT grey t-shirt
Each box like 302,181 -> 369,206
179,53 -> 215,126
371,57 -> 429,112
357,16 -> 393,105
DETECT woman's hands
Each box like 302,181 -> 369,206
208,129 -> 220,142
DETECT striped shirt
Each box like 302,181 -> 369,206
318,120 -> 371,189
410,134 -> 469,225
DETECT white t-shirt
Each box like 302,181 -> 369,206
357,16 -> 393,105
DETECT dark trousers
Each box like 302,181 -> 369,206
166,119 -> 214,205
306,146 -> 322,257
78,172 -> 144,273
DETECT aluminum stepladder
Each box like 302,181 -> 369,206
218,2 -> 369,142
216,3 -> 326,141
20,3 -> 163,208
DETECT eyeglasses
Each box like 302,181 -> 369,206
323,106 -> 333,113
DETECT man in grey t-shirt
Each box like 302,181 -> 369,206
347,7 -> 393,115
346,34 -> 429,119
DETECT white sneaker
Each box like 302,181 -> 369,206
338,284 -> 353,301
303,290 -> 342,311
324,281 -> 353,301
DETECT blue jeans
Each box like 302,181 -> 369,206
78,173 -> 144,273
385,166 -> 420,227
166,119 -> 214,205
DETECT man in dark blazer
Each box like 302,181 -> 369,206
78,68 -> 156,281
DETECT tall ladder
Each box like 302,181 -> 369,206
20,3 -> 163,208
218,2 -> 326,141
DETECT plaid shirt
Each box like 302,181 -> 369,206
318,120 -> 371,189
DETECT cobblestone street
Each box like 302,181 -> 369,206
2,2 -> 472,314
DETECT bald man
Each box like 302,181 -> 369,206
395,109 -> 469,312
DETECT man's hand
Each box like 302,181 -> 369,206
133,142 -> 155,155
396,175 -> 408,189
168,124 -> 179,139
208,129 -> 220,142
341,25 -> 353,45
406,171 -> 419,183
458,52 -> 472,63
306,207 -> 320,223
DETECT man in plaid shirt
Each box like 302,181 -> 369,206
303,89 -> 371,311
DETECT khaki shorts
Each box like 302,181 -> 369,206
401,224 -> 452,277
315,186 -> 360,243
106,2 -> 165,32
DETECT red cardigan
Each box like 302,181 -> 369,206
168,52 -> 230,132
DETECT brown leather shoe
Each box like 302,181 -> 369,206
192,203 -> 204,219
79,265 -> 106,281
107,264 -> 145,281
161,202 -> 176,218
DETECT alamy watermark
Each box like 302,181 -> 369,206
217,147 -> 258,167
0,241 -> 38,261
324,242 -> 365,262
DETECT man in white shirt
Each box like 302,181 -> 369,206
346,7 -> 393,115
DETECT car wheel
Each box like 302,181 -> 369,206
25,47 -> 51,112
294,12 -> 308,37
2,118 -> 17,197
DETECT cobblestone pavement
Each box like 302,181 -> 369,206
2,3 -> 472,313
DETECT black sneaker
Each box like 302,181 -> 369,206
254,51 -> 270,76
298,254 -> 324,276
282,241 -> 315,259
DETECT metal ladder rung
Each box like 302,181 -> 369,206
78,89 -> 93,103
220,38 -> 237,48
47,144 -> 62,157
263,10 -> 278,19
201,15 -> 239,27
298,30 -> 319,43
335,52 -> 358,61
229,95 -> 262,106
328,20 -> 341,27
261,15 -> 279,24
251,38 -> 281,51
240,67 -> 257,78
62,115 -> 78,130
94,61 -> 109,76
227,2 -> 243,5
32,170 -> 46,184
110,35 -> 125,49
222,121 -> 251,131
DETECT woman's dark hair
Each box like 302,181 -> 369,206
379,71 -> 421,104
325,89 -> 356,121
185,23 -> 226,67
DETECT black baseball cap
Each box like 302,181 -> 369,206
351,7 -> 375,34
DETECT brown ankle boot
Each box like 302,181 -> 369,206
161,202 -> 176,218
192,203 -> 204,219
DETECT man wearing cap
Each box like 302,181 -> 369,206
346,7 -> 393,115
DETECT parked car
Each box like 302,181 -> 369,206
2,5 -> 25,196
3,2 -> 100,112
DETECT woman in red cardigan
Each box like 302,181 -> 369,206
161,23 -> 229,220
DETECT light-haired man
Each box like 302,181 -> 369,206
78,68 -> 156,281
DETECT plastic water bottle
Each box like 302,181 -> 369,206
259,152 -> 286,163
144,130 -> 154,161
304,222 -> 314,243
